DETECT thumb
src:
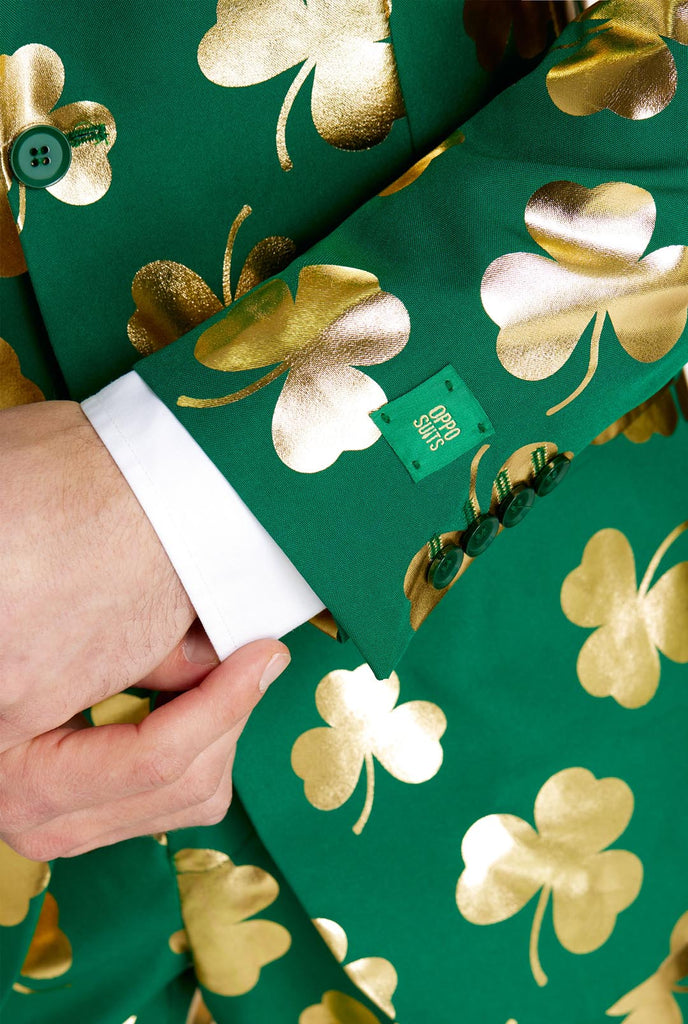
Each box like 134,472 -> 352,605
138,619 -> 220,691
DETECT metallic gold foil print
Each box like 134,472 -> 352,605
379,130 -> 464,196
172,848 -> 291,997
0,336 -> 45,408
0,840 -> 50,927
128,205 -> 295,356
464,0 -> 572,71
313,918 -> 398,1019
198,0 -> 405,171
0,44 -> 115,254
179,264 -> 410,474
561,522 -> 688,708
607,910 -> 688,1023
90,692 -> 151,726
20,892 -> 72,981
592,383 -> 679,445
456,767 -> 643,988
291,664 -> 446,835
185,988 -> 217,1024
0,189 -> 26,277
547,0 -> 688,120
482,180 -> 688,415
299,990 -> 382,1024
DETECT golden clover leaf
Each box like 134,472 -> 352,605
198,0 -> 404,172
179,265 -> 410,473
184,989 -> 217,1024
313,917 -> 398,1019
19,892 -> 72,982
300,990 -> 382,1024
593,383 -> 680,446
464,0 -> 566,72
170,848 -> 291,997
482,180 -> 688,416
379,130 -> 464,197
128,205 -> 295,356
561,523 -> 688,708
0,840 -> 50,927
291,664 -> 446,835
0,336 -> 44,408
456,767 -> 643,987
0,44 -> 115,277
547,0 -> 688,120
607,910 -> 688,1023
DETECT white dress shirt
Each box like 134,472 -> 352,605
82,371 -> 325,660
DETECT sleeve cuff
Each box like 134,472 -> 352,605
81,371 -> 325,660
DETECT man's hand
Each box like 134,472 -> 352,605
0,639 -> 290,859
0,399 -> 214,751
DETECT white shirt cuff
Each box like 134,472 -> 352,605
81,371 -> 325,660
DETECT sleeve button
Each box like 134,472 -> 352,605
533,453 -> 571,496
9,125 -> 72,189
427,542 -> 464,590
497,484 -> 535,527
461,514 -> 499,557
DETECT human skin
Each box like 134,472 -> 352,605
0,400 -> 290,859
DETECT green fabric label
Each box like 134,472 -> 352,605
370,365 -> 494,483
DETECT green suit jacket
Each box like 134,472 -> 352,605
1,3 -> 688,1023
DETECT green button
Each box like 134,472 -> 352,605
498,485 -> 535,528
533,454 -> 571,496
461,514 -> 499,557
427,542 -> 464,590
10,125 -> 72,189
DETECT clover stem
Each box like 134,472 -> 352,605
529,885 -> 551,988
17,182 -> 26,232
277,59 -> 316,172
222,204 -> 252,307
547,309 -> 604,416
177,362 -> 288,408
674,986 -> 688,994
352,751 -> 376,835
467,443 -> 491,518
638,521 -> 688,597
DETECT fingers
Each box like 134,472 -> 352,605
0,640 -> 290,856
31,728 -> 240,859
137,619 -> 220,692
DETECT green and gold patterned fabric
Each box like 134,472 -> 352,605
1,2 -> 687,1022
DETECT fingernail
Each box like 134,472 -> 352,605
183,620 -> 219,666
259,652 -> 290,693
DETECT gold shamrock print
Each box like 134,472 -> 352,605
184,988 -> 217,1024
481,180 -> 688,416
299,990 -> 383,1024
169,848 -> 291,996
128,205 -> 295,356
561,523 -> 688,708
456,767 -> 643,987
607,909 -> 688,1023
593,382 -> 681,446
313,917 -> 398,1019
547,0 -> 688,120
0,44 -> 116,278
291,664 -> 446,835
464,0 -> 569,72
379,130 -> 464,197
178,265 -> 411,473
0,839 -> 50,928
19,891 -> 72,983
0,336 -> 45,408
198,0 -> 405,172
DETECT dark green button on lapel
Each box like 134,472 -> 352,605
428,542 -> 464,590
461,514 -> 499,557
10,125 -> 72,189
498,484 -> 535,527
533,454 -> 571,496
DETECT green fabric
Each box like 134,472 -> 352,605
2,3 -> 688,1023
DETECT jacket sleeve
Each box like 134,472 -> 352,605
133,1 -> 688,677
